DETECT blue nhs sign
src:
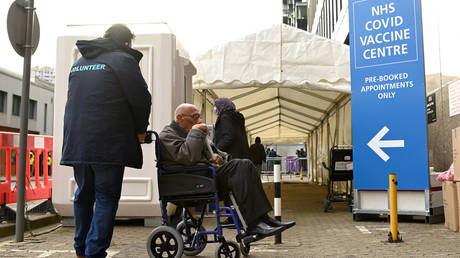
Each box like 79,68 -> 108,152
349,0 -> 429,190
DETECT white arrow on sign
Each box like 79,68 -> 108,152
367,126 -> 404,162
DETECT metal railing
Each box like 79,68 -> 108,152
262,156 -> 308,178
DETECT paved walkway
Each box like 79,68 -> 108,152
1,183 -> 460,257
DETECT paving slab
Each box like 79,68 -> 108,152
1,183 -> 459,257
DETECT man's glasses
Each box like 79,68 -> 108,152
182,113 -> 201,120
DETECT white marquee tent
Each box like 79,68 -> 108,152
194,24 -> 350,92
192,24 -> 353,183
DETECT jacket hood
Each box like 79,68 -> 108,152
215,97 -> 236,113
76,38 -> 143,62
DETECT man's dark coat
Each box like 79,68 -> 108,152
61,38 -> 151,169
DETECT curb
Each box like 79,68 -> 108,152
0,214 -> 62,238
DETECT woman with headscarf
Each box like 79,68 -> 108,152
213,97 -> 250,159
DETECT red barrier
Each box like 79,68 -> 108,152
0,132 -> 53,205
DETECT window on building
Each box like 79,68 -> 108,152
322,8 -> 325,37
283,16 -> 289,24
327,0 -> 331,38
184,76 -> 187,103
0,91 -> 6,113
44,103 -> 47,132
296,3 -> 307,31
335,0 -> 338,22
29,99 -> 37,120
12,95 -> 21,116
323,7 -> 326,37
329,0 -> 334,33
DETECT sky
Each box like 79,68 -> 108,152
419,0 -> 460,78
0,0 -> 281,74
0,0 -> 459,77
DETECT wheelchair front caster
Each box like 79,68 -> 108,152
176,219 -> 207,256
215,240 -> 240,258
146,225 -> 184,258
239,241 -> 250,257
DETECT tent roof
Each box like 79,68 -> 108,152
192,24 -> 351,142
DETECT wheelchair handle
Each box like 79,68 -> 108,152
143,130 -> 154,144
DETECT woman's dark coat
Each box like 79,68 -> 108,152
214,110 -> 250,159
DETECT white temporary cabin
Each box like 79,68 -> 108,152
52,23 -> 196,225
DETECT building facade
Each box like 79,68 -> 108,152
31,66 -> 55,84
0,67 -> 54,135
284,0 -> 460,171
283,0 -> 348,43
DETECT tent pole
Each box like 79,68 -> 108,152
201,90 -> 207,123
315,130 -> 318,184
280,24 -> 283,82
336,105 -> 340,145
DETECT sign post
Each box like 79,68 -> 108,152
7,0 -> 40,242
349,0 -> 428,190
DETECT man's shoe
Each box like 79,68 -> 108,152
246,221 -> 284,237
263,215 -> 296,230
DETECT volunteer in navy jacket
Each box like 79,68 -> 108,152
60,24 -> 151,258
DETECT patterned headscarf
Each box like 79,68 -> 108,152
214,97 -> 236,114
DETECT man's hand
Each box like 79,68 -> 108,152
210,154 -> 224,165
192,124 -> 209,135
137,133 -> 146,143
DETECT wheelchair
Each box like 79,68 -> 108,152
146,131 -> 256,258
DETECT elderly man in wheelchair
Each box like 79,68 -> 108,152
146,103 -> 295,258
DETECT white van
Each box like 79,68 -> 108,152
52,23 -> 196,226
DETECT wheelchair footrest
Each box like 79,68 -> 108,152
221,224 -> 237,230
241,233 -> 264,245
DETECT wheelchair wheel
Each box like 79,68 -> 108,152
239,241 -> 250,257
146,226 -> 184,258
176,220 -> 207,256
215,240 -> 240,258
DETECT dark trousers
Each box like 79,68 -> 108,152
216,159 -> 272,226
73,164 -> 124,258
